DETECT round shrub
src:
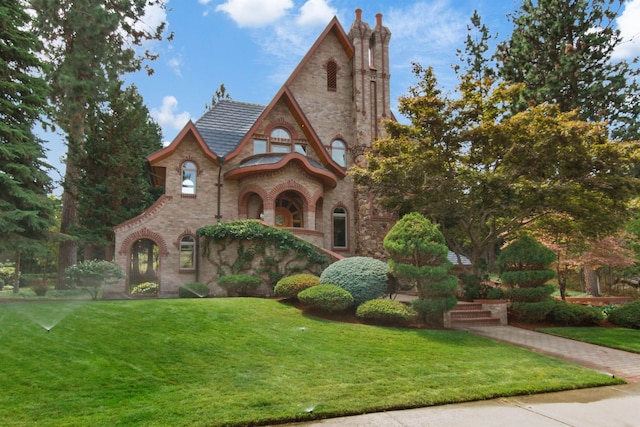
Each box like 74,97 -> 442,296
297,284 -> 354,312
608,300 -> 640,329
178,282 -> 210,298
217,274 -> 262,297
319,257 -> 389,305
550,301 -> 604,326
511,300 -> 556,323
497,235 -> 556,288
274,274 -> 319,299
356,299 -> 417,326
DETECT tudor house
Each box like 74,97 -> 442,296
112,10 -> 395,296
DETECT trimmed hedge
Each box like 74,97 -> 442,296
217,274 -> 262,297
549,301 -> 604,326
178,282 -> 210,298
297,284 -> 354,312
356,299 -> 417,326
507,284 -> 555,303
511,300 -> 556,323
608,300 -> 640,329
319,257 -> 389,305
274,274 -> 319,299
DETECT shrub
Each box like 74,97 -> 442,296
412,296 -> 457,325
497,235 -> 556,288
510,300 -> 556,323
31,281 -> 49,297
274,274 -> 319,299
356,299 -> 417,326
486,287 -> 505,300
507,284 -> 555,302
608,300 -> 640,329
297,284 -> 354,312
549,301 -> 604,326
65,260 -> 125,300
131,282 -> 160,296
217,274 -> 262,297
319,257 -> 389,305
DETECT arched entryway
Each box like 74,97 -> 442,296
274,195 -> 303,227
129,238 -> 159,296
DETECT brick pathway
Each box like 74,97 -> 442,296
465,326 -> 640,383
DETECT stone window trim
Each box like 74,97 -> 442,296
331,203 -> 349,251
254,119 -> 307,154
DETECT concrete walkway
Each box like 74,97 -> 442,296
279,326 -> 640,426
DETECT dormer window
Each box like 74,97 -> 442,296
181,161 -> 197,194
270,128 -> 291,153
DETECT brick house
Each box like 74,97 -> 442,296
112,10 -> 396,297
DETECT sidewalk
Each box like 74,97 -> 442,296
279,326 -> 640,426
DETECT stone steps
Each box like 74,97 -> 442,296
449,302 -> 502,328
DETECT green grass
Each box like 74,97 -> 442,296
539,327 -> 640,353
0,298 -> 621,426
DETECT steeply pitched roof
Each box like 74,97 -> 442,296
194,100 -> 266,157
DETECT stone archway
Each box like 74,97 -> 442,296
128,238 -> 160,296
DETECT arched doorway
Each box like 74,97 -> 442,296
129,238 -> 159,296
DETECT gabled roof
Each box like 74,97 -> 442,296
194,100 -> 266,157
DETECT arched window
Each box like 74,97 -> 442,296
181,161 -> 197,194
270,127 -> 291,153
327,60 -> 337,91
179,235 -> 195,270
333,207 -> 347,249
330,140 -> 346,167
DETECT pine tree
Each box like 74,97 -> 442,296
31,0 -> 168,287
0,0 -> 56,292
73,83 -> 162,260
497,0 -> 640,140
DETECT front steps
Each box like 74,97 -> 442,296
445,301 -> 507,329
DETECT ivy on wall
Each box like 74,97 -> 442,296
198,220 -> 331,285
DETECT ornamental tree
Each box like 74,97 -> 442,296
384,212 -> 458,325
65,259 -> 125,300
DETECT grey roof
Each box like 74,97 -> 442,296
448,251 -> 472,266
194,100 -> 265,157
233,153 -> 325,170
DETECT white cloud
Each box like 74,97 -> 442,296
613,0 -> 640,60
151,96 -> 191,136
295,0 -> 337,27
167,54 -> 183,77
215,0 -> 294,28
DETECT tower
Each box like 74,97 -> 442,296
348,10 -> 394,258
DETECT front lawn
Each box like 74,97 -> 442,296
539,327 -> 640,353
0,298 -> 621,426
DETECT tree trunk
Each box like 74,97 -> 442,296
584,266 -> 600,297
12,251 -> 20,294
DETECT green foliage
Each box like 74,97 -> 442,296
0,0 -> 56,262
319,257 -> 389,305
486,287 -> 505,300
549,301 -> 604,326
131,282 -> 159,296
384,212 -> 448,266
511,300 -> 557,323
412,296 -> 458,325
199,220 -> 330,286
178,282 -> 210,298
0,264 -> 15,290
31,281 -> 49,297
608,300 -> 640,329
356,299 -> 417,326
65,260 -> 125,300
217,274 -> 262,297
507,284 -> 555,303
297,284 -> 354,312
497,236 -> 556,288
274,274 -> 319,299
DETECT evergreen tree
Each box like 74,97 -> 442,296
497,0 -> 640,140
74,83 -> 162,260
30,0 -> 168,287
0,0 -> 56,291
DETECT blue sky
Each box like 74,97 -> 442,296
42,0 -> 640,192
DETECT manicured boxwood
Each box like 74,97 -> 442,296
507,284 -> 555,302
511,300 -> 556,323
549,301 -> 604,326
608,300 -> 640,329
356,298 -> 417,326
273,274 -> 319,299
297,284 -> 354,312
178,282 -> 210,298
319,257 -> 389,305
217,274 -> 262,297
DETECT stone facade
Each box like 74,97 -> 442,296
111,10 -> 395,297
